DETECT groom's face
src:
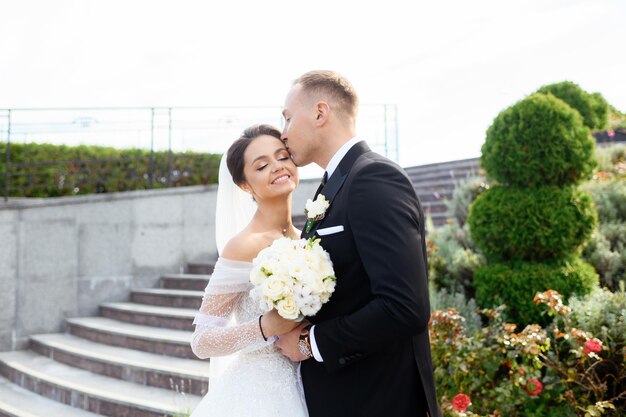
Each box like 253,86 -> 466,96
281,84 -> 317,167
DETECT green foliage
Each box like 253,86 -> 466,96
429,285 -> 482,334
428,221 -> 485,299
468,185 -> 597,262
569,286 -> 626,360
583,228 -> 626,291
593,144 -> 626,178
537,81 -> 609,130
445,176 -> 490,227
608,105 -> 626,131
582,179 -> 626,224
0,142 -> 221,197
474,257 -> 598,325
581,176 -> 626,290
481,93 -> 596,188
430,290 -> 624,416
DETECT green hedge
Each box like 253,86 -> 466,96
537,81 -> 609,130
481,93 -> 595,188
474,257 -> 598,325
0,142 -> 221,197
468,185 -> 597,262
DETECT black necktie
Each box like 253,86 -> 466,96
314,172 -> 328,199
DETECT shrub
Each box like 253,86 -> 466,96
0,142 -> 222,197
445,177 -> 489,227
583,228 -> 626,290
468,185 -> 597,262
582,180 -> 626,224
481,93 -> 595,188
429,286 -> 482,334
427,222 -> 485,299
474,257 -> 598,325
569,287 -> 626,359
593,144 -> 626,179
581,176 -> 626,290
537,81 -> 608,130
431,290 -> 624,417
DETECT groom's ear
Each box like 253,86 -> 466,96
314,101 -> 330,126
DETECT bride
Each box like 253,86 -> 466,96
189,124 -> 309,416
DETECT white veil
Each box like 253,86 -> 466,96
215,152 -> 257,255
209,151 -> 257,387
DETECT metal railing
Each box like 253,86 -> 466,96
1,105 -> 399,201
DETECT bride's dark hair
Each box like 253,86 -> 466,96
226,124 -> 284,186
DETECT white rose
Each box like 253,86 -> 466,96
322,277 -> 337,294
276,297 -> 301,320
261,276 -> 291,300
288,259 -> 309,281
249,267 -> 266,286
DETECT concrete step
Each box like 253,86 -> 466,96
30,333 -> 209,396
0,350 -> 200,417
407,166 -> 482,185
416,189 -> 454,203
186,262 -> 215,275
131,288 -> 203,309
160,273 -> 210,291
100,302 -> 196,331
421,201 -> 448,214
412,176 -> 475,193
404,158 -> 480,175
0,375 -> 101,417
66,317 -> 195,359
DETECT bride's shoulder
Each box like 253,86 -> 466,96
220,231 -> 269,262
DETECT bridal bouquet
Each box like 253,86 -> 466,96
249,237 -> 336,321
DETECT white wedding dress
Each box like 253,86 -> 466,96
189,257 -> 309,417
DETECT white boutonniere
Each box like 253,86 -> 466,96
304,194 -> 330,233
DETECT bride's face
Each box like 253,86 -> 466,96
240,134 -> 299,201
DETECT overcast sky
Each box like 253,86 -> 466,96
1,0 -> 624,172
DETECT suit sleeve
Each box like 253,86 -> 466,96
313,160 -> 431,373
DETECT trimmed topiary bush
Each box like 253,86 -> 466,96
537,81 -> 609,130
469,89 -> 599,325
474,257 -> 598,325
469,185 -> 596,261
481,93 -> 595,188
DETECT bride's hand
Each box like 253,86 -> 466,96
260,310 -> 301,337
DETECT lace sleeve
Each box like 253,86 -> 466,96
190,258 -> 267,359
190,292 -> 266,358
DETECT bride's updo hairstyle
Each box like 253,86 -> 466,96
226,124 -> 284,186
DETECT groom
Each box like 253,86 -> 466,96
276,70 -> 441,417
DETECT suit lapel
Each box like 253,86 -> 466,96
305,141 -> 371,236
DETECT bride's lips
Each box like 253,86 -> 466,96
271,175 -> 290,185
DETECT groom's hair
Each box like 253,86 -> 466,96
227,124 -> 283,186
294,70 -> 359,120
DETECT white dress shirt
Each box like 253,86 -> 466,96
310,137 -> 363,362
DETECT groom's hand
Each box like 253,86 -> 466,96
276,321 -> 310,362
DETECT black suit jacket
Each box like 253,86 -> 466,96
301,142 -> 441,417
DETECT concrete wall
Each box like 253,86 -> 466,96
0,178 -> 320,351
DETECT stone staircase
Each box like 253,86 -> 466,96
405,157 -> 481,227
0,262 -> 216,417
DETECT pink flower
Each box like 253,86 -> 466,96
584,338 -> 602,355
452,393 -> 472,412
526,378 -> 543,396
607,130 -> 615,138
